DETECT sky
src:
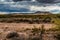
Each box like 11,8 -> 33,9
0,0 -> 60,14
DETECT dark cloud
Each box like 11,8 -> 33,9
12,0 -> 60,3
13,0 -> 23,2
13,0 -> 31,2
37,0 -> 60,3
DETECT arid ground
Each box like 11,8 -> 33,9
0,23 -> 56,31
0,23 -> 56,40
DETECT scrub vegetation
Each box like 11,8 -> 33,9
0,14 -> 60,40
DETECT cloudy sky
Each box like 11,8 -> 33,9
0,0 -> 60,14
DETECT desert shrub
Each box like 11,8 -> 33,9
24,28 -> 31,31
54,33 -> 60,40
43,17 -> 52,23
6,31 -> 29,40
6,32 -> 19,39
31,26 -> 41,35
53,25 -> 60,31
52,25 -> 60,40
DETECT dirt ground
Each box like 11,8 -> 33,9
0,23 -> 56,40
0,23 -> 56,30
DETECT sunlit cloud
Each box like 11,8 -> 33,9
30,5 -> 60,11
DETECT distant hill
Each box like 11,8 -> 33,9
10,11 -> 52,15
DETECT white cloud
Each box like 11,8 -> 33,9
32,0 -> 35,1
0,12 -> 9,14
30,5 -> 60,12
1,0 -> 5,2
